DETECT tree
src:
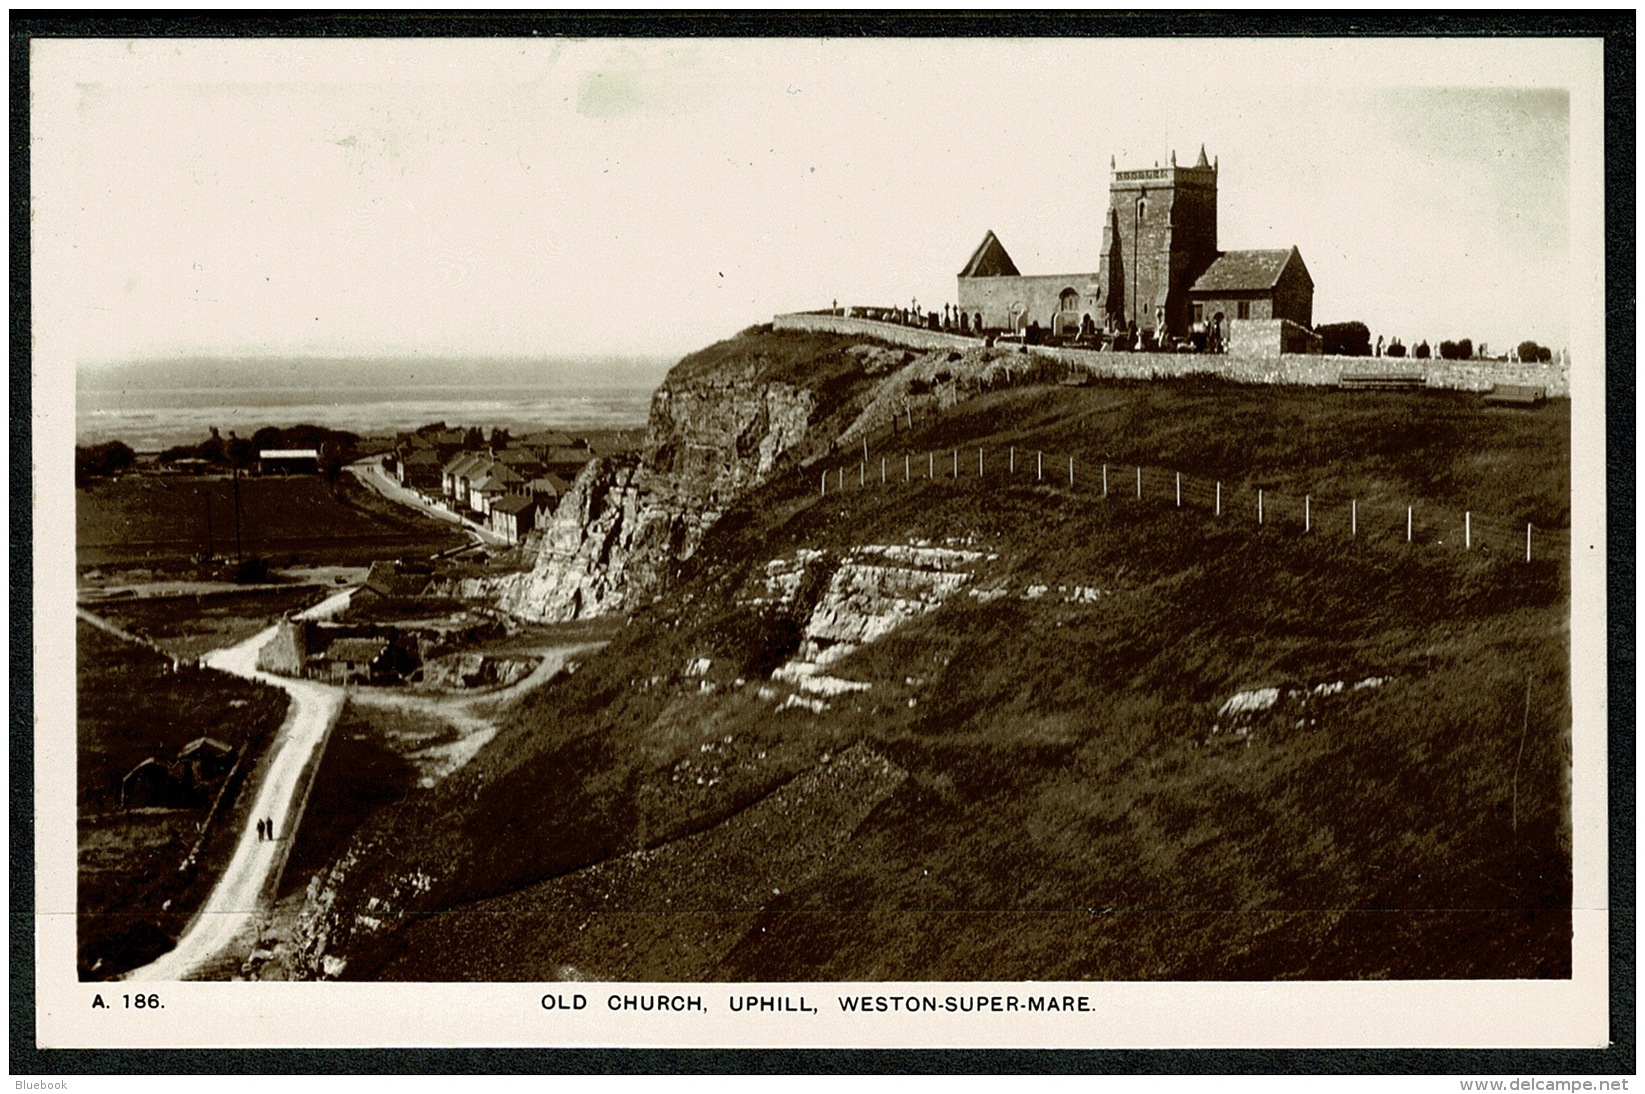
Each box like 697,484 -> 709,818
1386,339 -> 1407,358
1456,338 -> 1472,360
1439,340 -> 1459,360
1317,321 -> 1372,356
1536,345 -> 1553,363
1414,340 -> 1431,360
1517,340 -> 1544,363
224,434 -> 257,469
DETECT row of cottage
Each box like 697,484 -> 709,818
387,428 -> 633,544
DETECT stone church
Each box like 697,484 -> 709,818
956,147 -> 1314,342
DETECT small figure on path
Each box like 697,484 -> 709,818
266,816 -> 275,840
256,819 -> 265,841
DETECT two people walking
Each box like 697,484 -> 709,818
255,816 -> 276,842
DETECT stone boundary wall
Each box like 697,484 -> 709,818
773,311 -> 983,351
772,312 -> 1570,396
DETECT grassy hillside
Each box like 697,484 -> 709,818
310,336 -> 1571,982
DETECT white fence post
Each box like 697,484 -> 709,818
1010,446 -> 1015,474
1215,481 -> 1221,516
821,470 -> 826,496
1305,494 -> 1311,533
1176,472 -> 1181,507
953,449 -> 958,479
1465,511 -> 1471,550
1258,489 -> 1264,525
881,456 -> 886,484
1526,523 -> 1532,562
1037,451 -> 1043,481
839,468 -> 845,492
904,454 -> 910,483
979,448 -> 983,477
1102,463 -> 1108,496
1069,456 -> 1074,486
860,462 -> 865,487
1136,465 -> 1142,500
1407,505 -> 1413,543
1352,499 -> 1357,537
928,452 -> 933,479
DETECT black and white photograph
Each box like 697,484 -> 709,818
27,26 -> 1614,1053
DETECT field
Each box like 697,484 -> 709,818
297,352 -> 1572,983
77,471 -> 467,570
98,586 -> 332,661
76,621 -> 289,978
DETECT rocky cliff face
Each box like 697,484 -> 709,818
492,378 -> 819,623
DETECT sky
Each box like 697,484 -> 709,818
33,36 -> 1596,371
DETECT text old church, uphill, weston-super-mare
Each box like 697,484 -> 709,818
956,147 -> 1314,343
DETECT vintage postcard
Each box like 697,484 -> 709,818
29,31 -> 1612,1052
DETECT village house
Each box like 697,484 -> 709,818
526,473 -> 570,505
468,462 -> 526,517
487,493 -> 538,544
395,447 -> 444,493
442,452 -> 493,509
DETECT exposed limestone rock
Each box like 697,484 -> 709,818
766,543 -> 983,698
490,378 -> 820,623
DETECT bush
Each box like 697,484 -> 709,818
1414,341 -> 1431,360
1317,321 -> 1371,356
1386,339 -> 1407,359
75,440 -> 135,484
1517,340 -> 1544,363
1457,338 -> 1473,360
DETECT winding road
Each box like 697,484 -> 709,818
347,458 -> 507,547
121,588 -> 354,981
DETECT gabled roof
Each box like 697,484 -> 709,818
496,448 -> 543,467
325,636 -> 390,664
518,430 -> 574,448
445,452 -> 491,477
259,449 -> 319,460
402,449 -> 442,465
477,464 -> 525,487
540,446 -> 595,466
490,494 -> 536,515
179,736 -> 233,758
363,560 -> 431,599
1189,247 -> 1310,294
958,230 -> 1021,278
528,473 -> 570,495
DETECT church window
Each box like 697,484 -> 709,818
1193,303 -> 1204,324
1059,289 -> 1079,312
1237,301 -> 1251,320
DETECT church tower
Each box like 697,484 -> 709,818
1097,145 -> 1220,337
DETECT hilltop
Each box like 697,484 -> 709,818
281,326 -> 1570,982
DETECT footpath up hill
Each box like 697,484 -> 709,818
287,328 -> 1571,983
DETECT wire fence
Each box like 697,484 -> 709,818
816,443 -> 1570,565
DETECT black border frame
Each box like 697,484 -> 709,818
11,11 -> 1634,1076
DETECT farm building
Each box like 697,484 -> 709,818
258,448 -> 321,475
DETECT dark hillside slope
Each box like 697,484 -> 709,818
292,334 -> 1570,982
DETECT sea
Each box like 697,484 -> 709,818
75,356 -> 673,451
